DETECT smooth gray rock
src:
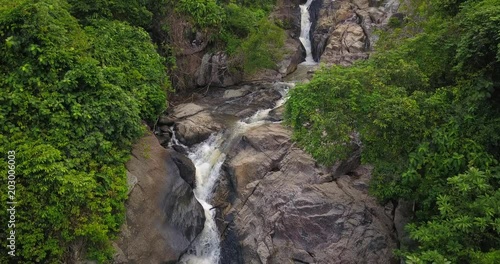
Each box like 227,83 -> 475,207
170,150 -> 196,189
113,131 -> 205,263
214,124 -> 398,264
223,87 -> 251,99
125,171 -> 138,196
163,149 -> 206,244
175,111 -> 224,146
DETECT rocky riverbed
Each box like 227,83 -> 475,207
114,0 -> 405,263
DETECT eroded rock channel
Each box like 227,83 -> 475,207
115,0 -> 404,263
162,83 -> 398,264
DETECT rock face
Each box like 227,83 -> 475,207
113,130 -> 205,263
162,83 -> 286,147
163,84 -> 398,264
162,149 -> 206,247
152,0 -> 307,91
244,0 -> 305,82
311,0 -> 400,65
196,52 -> 242,87
214,124 -> 398,263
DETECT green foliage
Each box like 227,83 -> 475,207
286,0 -> 500,261
67,0 -> 153,27
85,19 -> 168,122
176,0 -> 225,28
387,16 -> 403,28
227,0 -> 276,10
455,0 -> 500,77
405,167 -> 500,263
0,0 -> 168,262
222,3 -> 266,45
234,18 -> 285,74
217,3 -> 285,74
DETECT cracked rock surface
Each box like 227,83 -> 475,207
312,0 -> 401,66
159,82 -> 398,263
214,123 -> 398,263
114,131 -> 205,263
161,84 -> 284,147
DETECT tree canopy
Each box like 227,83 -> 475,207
286,0 -> 500,262
0,0 -> 287,262
0,0 -> 168,262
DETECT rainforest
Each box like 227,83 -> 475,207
1,0 -> 499,263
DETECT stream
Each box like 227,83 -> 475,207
178,85 -> 292,264
178,1 -> 315,262
114,0 -> 403,262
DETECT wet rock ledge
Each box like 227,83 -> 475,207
113,131 -> 205,263
160,84 -> 399,264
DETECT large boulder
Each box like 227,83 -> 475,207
214,124 -> 398,264
321,22 -> 369,65
170,150 -> 197,189
175,111 -> 224,146
113,131 -> 205,263
162,149 -> 206,245
311,0 -> 400,65
158,83 -> 286,147
278,38 -> 305,76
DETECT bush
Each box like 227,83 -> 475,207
0,0 -> 168,262
285,0 -> 500,262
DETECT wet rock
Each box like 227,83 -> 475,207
171,103 -> 205,119
268,105 -> 285,122
214,124 -> 398,263
170,150 -> 196,189
172,144 -> 189,155
159,84 -> 287,147
158,116 -> 175,126
156,132 -> 171,147
163,149 -> 206,244
161,79 -> 397,263
225,125 -> 292,189
114,130 -> 205,263
175,111 -> 224,146
278,38 -> 304,76
158,125 -> 172,133
223,87 -> 251,99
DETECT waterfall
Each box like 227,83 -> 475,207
178,83 -> 292,264
178,134 -> 225,264
299,0 -> 316,65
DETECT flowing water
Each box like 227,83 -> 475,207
299,0 -> 317,65
177,83 -> 292,264
178,134 -> 226,264
175,4 -> 315,264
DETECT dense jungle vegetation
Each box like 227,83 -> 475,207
0,0 -> 281,262
286,0 -> 500,263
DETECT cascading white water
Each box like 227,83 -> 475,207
299,0 -> 316,65
179,134 -> 225,264
178,83 -> 292,264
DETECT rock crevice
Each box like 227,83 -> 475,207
113,130 -> 206,263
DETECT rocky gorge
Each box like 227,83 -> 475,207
114,0 -> 408,263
